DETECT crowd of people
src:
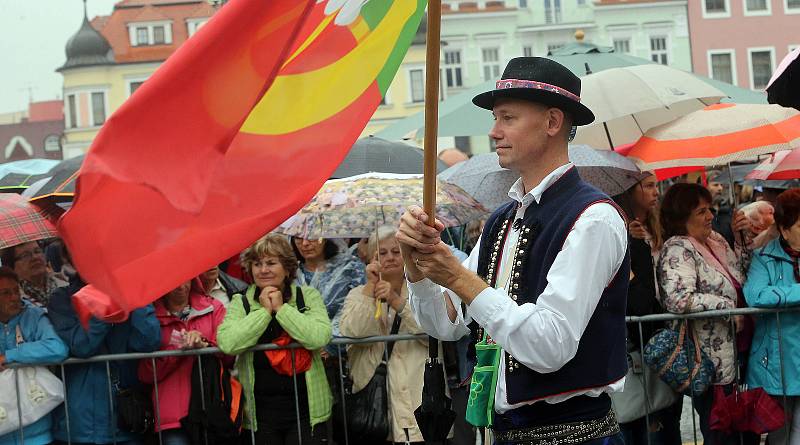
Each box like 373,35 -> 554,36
0,171 -> 799,445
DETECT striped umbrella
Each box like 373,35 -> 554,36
625,104 -> 800,171
746,150 -> 800,180
0,194 -> 59,249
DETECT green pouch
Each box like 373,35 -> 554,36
465,333 -> 502,427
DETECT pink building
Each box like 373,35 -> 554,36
688,0 -> 798,91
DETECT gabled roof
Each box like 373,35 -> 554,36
130,5 -> 170,22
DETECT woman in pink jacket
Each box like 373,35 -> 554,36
138,280 -> 229,445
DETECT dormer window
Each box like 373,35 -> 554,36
128,21 -> 173,46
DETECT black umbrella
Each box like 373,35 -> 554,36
766,48 -> 800,111
331,136 -> 447,179
0,173 -> 47,194
414,338 -> 456,445
24,155 -> 84,204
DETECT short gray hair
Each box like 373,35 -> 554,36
367,226 -> 399,260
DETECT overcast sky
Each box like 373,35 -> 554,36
0,0 -> 119,114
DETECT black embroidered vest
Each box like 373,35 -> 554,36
475,167 -> 630,405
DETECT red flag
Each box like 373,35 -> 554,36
59,0 -> 426,323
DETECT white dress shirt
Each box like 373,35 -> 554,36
408,163 -> 628,413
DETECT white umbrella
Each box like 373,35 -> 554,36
574,64 -> 727,149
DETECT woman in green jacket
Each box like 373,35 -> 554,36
217,234 -> 332,445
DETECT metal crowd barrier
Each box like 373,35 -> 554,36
4,308 -> 800,445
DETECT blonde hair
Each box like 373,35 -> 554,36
240,234 -> 299,284
367,226 -> 400,261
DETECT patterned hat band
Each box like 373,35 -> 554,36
495,79 -> 582,103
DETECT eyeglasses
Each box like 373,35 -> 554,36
14,248 -> 44,262
0,287 -> 20,298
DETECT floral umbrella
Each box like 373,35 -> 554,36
277,173 -> 488,239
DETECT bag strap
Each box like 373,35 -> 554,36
385,314 -> 403,360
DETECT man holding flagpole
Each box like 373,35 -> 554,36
397,57 -> 630,445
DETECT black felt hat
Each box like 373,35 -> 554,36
472,57 -> 595,126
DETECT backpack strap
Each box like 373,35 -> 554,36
295,286 -> 308,313
239,293 -> 250,315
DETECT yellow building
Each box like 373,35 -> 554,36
362,22 -> 430,138
59,0 -> 214,158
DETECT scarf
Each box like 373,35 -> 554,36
780,237 -> 800,283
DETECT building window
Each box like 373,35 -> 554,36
705,0 -> 727,12
67,95 -> 77,129
91,92 -> 106,126
544,0 -> 553,23
443,50 -> 463,88
519,0 -> 527,6
650,37 -> 668,65
554,0 -> 562,21
613,38 -> 630,54
710,52 -> 734,84
44,135 -> 61,152
523,46 -> 533,57
187,19 -> 208,37
130,22 -> 173,46
409,69 -> 425,103
750,49 -> 774,89
547,42 -> 565,54
129,81 -> 144,96
482,48 -> 501,81
136,27 -> 148,45
577,0 -> 585,4
787,0 -> 800,10
153,26 -> 166,44
745,0 -> 770,13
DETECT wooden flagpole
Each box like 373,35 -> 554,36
422,0 -> 441,227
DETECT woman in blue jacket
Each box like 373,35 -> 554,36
47,274 -> 161,445
744,188 -> 800,445
0,266 -> 69,445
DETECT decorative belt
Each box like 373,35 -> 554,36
492,410 -> 620,445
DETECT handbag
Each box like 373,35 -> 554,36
465,330 -> 501,428
610,350 -> 679,423
116,386 -> 154,434
333,314 -> 402,443
643,320 -> 714,396
0,325 -> 65,436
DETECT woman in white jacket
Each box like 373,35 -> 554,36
339,226 -> 432,444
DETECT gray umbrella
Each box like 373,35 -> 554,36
439,145 -> 646,211
438,153 -> 517,212
569,145 -> 650,197
331,136 -> 447,179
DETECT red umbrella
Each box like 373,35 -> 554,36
746,149 -> 800,180
0,194 -> 59,249
709,386 -> 784,434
